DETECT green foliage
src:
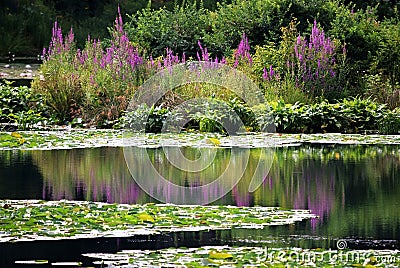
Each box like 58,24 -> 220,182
117,104 -> 171,133
203,0 -> 292,57
126,2 -> 209,57
118,97 -> 397,134
0,81 -> 48,129
0,0 -> 55,55
362,73 -> 400,110
118,99 -> 245,134
190,99 -> 238,133
371,19 -> 400,90
328,3 -> 400,95
271,97 -> 388,133
379,108 -> 400,135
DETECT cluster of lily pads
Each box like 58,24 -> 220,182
1,130 -> 400,150
83,245 -> 400,267
0,200 -> 316,243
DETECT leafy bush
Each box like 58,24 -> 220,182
118,97 -> 396,134
118,98 -> 259,133
203,0 -> 292,57
379,108 -> 400,135
328,4 -> 400,96
117,104 -> 172,133
271,97 -> 387,133
0,81 -> 48,129
126,2 -> 209,58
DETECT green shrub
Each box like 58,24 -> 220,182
117,104 -> 172,133
379,108 -> 400,135
203,0 -> 292,57
270,97 -> 387,133
337,97 -> 386,133
328,3 -> 400,96
0,81 -> 48,129
119,99 -> 258,133
126,2 -> 209,58
118,97 -> 397,134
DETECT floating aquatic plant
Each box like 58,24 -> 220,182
83,245 -> 400,267
0,200 -> 316,243
1,131 -> 400,151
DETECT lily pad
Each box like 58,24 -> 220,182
14,260 -> 48,265
0,130 -> 399,151
0,200 -> 316,243
83,246 -> 400,267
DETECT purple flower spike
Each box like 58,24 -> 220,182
234,33 -> 252,68
262,67 -> 269,80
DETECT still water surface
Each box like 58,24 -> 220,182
0,144 -> 399,249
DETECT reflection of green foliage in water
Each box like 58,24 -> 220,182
252,145 -> 400,238
31,144 -> 400,239
31,148 -> 142,204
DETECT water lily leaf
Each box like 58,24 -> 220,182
51,262 -> 82,266
138,213 -> 155,222
15,260 -> 48,264
11,132 -> 22,138
206,138 -> 221,146
208,251 -> 233,259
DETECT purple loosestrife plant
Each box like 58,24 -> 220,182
260,20 -> 344,101
77,6 -> 144,125
262,65 -> 279,81
196,40 -> 225,70
289,21 -> 339,97
33,7 -> 146,126
233,33 -> 252,68
32,22 -> 81,122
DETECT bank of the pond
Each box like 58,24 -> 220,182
0,130 -> 400,150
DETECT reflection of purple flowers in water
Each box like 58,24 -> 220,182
42,173 -> 141,204
232,185 -> 251,207
39,147 -> 339,224
293,173 -> 336,228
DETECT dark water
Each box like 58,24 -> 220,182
1,144 -> 399,262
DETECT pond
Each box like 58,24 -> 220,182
0,62 -> 40,87
1,143 -> 399,266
